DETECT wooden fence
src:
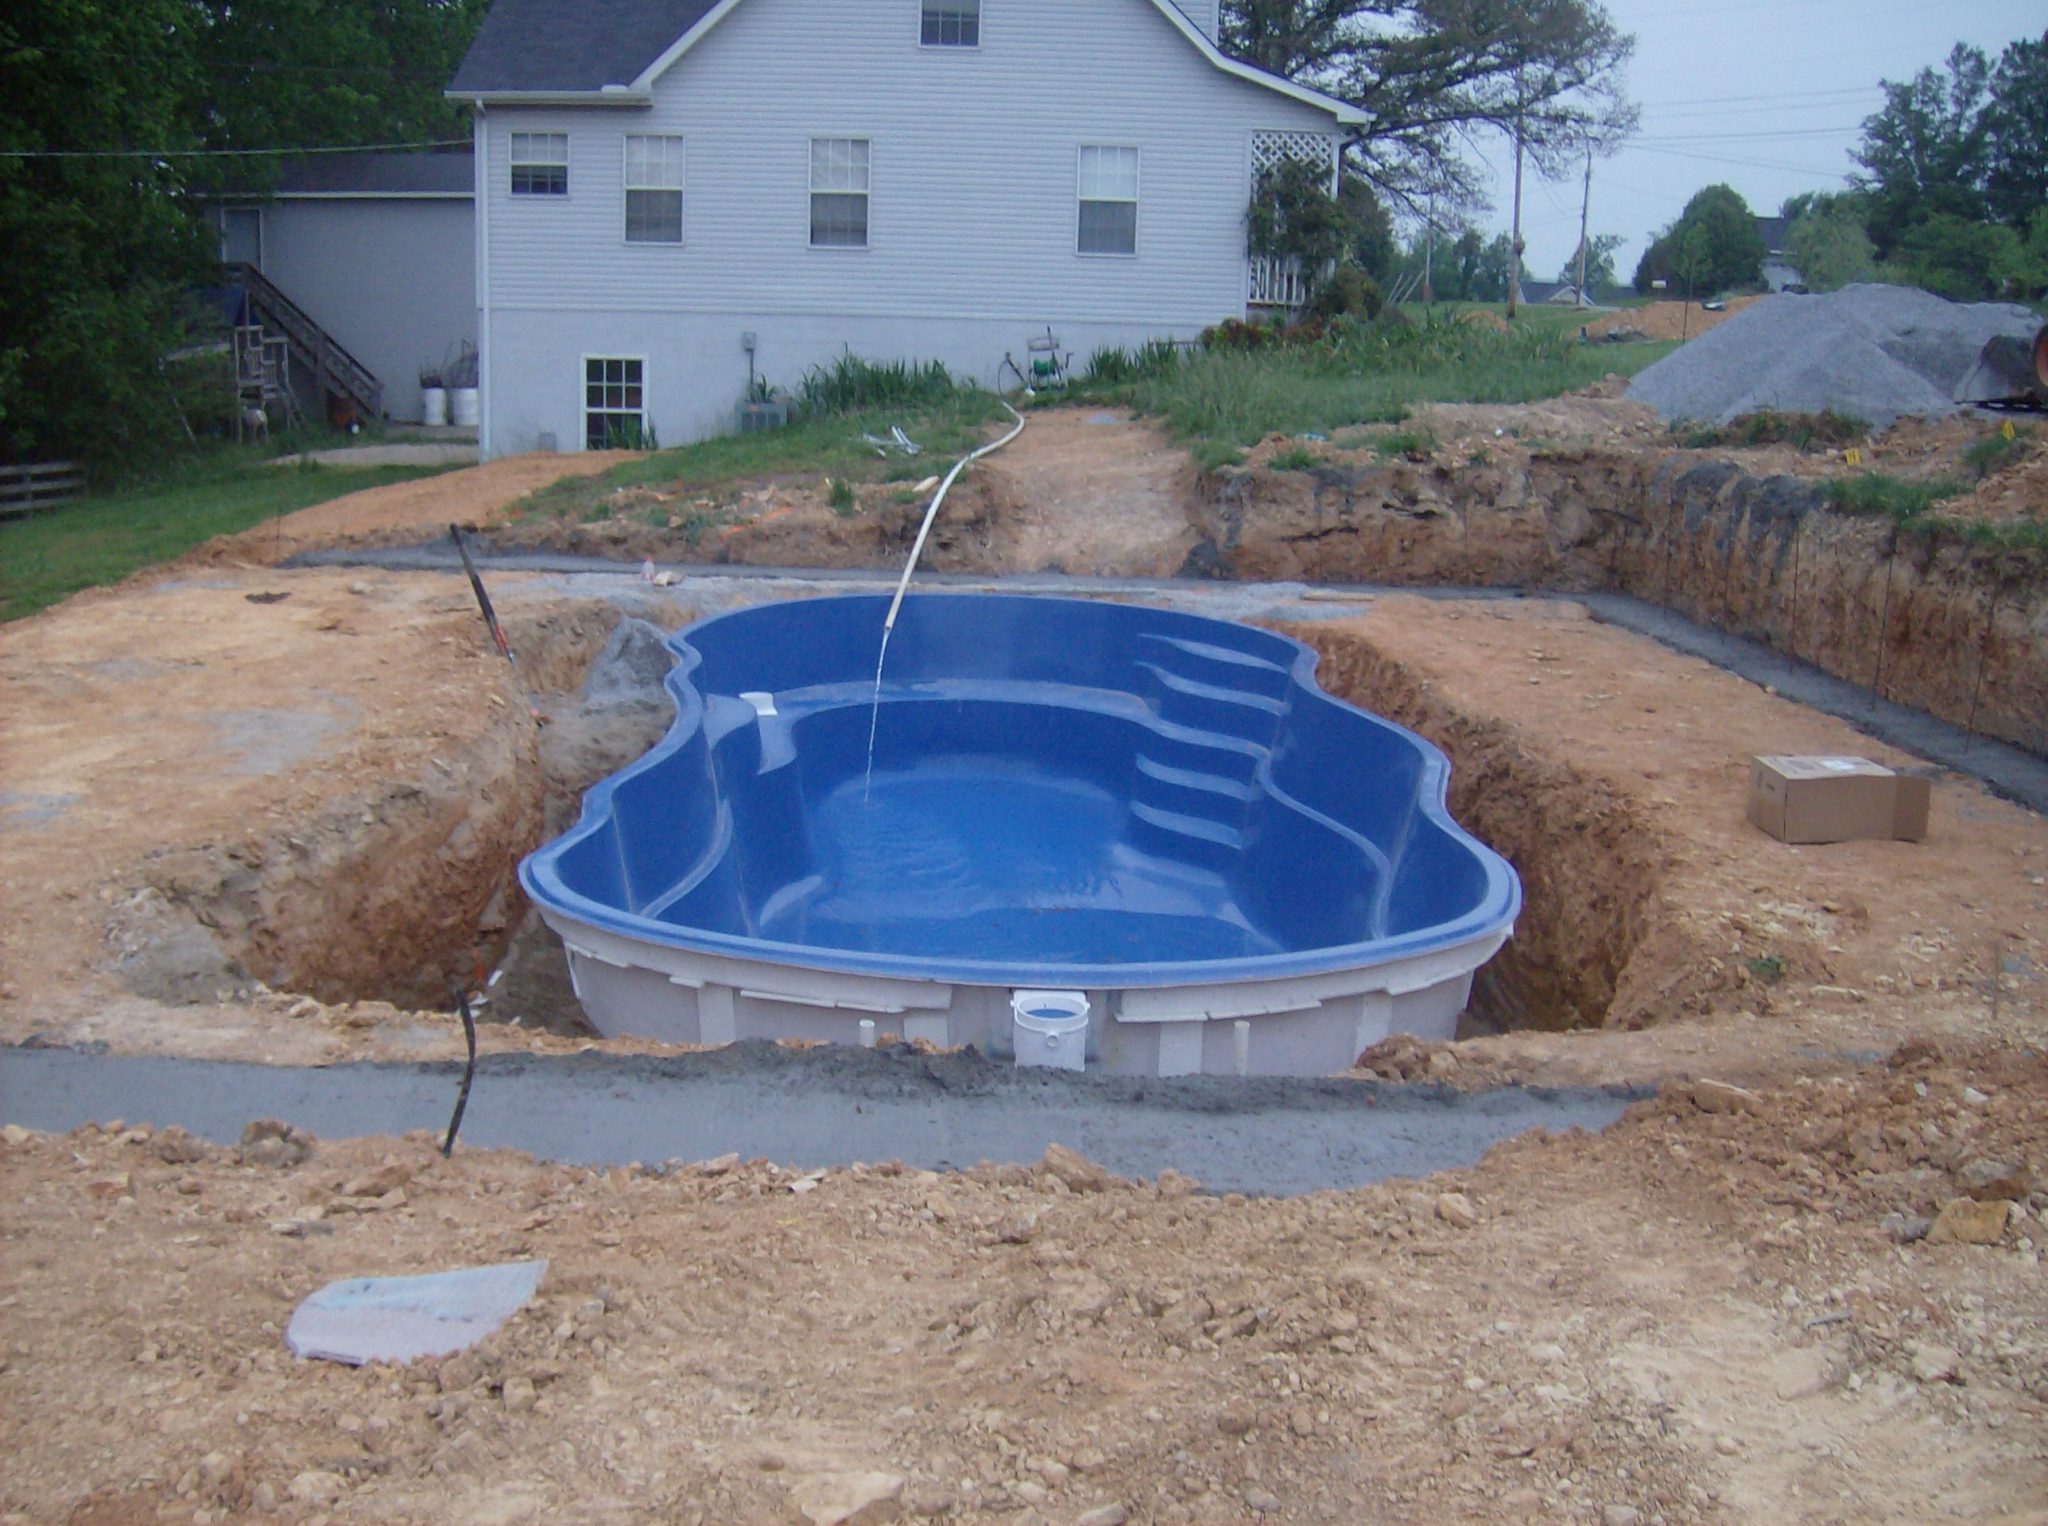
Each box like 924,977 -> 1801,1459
0,461 -> 86,518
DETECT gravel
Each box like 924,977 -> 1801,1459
1625,283 -> 2042,429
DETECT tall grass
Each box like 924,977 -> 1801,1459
793,354 -> 964,418
1104,311 -> 1676,448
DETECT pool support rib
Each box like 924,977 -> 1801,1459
520,593 -> 1521,1078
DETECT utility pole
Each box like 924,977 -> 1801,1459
1506,103 -> 1526,320
1572,146 -> 1593,306
1422,193 -> 1436,304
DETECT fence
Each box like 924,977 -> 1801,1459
0,461 -> 86,518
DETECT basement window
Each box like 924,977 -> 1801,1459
510,132 -> 569,196
623,135 -> 684,242
810,137 -> 870,248
921,1 -> 980,46
584,356 -> 644,449
1077,145 -> 1139,256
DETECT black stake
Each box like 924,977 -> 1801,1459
450,523 -> 514,663
442,981 -> 478,1158
1869,534 -> 1897,709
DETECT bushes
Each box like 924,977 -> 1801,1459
793,354 -> 962,418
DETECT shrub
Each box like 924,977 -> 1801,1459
794,354 -> 959,418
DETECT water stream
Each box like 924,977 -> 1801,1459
859,400 -> 1028,803
861,625 -> 893,802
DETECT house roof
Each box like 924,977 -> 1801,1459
448,0 -> 1363,125
450,0 -> 720,95
1754,215 -> 1790,255
267,151 -> 475,198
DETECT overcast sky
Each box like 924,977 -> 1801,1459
1456,0 -> 2045,285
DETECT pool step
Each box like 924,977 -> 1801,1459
1129,801 -> 1246,871
1134,755 -> 1256,803
1139,635 -> 1293,698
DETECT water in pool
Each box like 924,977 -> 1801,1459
757,756 -> 1280,964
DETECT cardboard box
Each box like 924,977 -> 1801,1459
1747,755 -> 1930,845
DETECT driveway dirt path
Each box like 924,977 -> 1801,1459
192,450 -> 638,567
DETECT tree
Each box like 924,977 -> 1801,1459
190,0 -> 485,172
1559,232 -> 1621,293
1633,185 -> 1766,296
1852,43 -> 1992,254
0,0 -> 213,466
1336,173 -> 1399,282
0,0 -> 489,468
1884,213 -> 2021,302
1223,1 -> 1637,212
1993,205 -> 2048,299
1982,31 -> 2048,230
1784,198 -> 1877,291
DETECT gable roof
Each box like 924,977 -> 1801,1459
1754,215 -> 1790,255
449,0 -> 1363,125
450,0 -> 721,96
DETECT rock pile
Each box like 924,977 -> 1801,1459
1626,283 -> 2041,428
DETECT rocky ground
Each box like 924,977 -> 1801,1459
1,400 -> 2044,1523
3,1041 -> 2042,1526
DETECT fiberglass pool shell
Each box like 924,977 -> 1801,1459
519,594 -> 1521,1078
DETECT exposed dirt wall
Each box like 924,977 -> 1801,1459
1196,452 -> 2048,755
1294,626 -> 1704,1033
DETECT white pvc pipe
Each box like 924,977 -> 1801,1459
882,398 -> 1027,633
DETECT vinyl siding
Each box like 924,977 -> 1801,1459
261,198 -> 476,422
475,0 -> 1338,450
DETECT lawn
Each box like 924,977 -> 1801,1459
507,389 -> 1011,530
0,460 -> 452,622
1072,305 -> 1678,467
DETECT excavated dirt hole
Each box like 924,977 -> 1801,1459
1290,624 -> 1665,1035
153,594 -> 1671,1040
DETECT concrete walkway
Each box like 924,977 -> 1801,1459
269,441 -> 479,468
0,1041 -> 1634,1197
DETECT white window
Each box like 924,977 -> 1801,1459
921,1 -> 980,46
585,357 -> 644,449
510,132 -> 568,196
1077,146 -> 1139,256
810,137 -> 870,248
623,135 -> 684,242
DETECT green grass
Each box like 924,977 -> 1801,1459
1822,470 -> 2048,554
1825,472 -> 1971,520
1093,311 -> 1676,454
0,460 -> 452,622
1677,410 -> 1871,452
1961,425 -> 2034,480
1373,427 -> 1439,459
507,391 -> 1009,526
1268,444 -> 1322,471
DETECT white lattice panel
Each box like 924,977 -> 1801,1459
1251,130 -> 1337,192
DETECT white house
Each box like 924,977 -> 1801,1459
210,152 -> 476,424
448,0 -> 1362,457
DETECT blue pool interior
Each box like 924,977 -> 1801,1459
521,593 -> 1520,990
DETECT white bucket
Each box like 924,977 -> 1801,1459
1012,990 -> 1089,1071
420,386 -> 448,427
450,386 -> 481,428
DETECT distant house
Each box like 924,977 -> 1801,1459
1754,215 -> 1802,292
447,0 -> 1364,457
208,152 -> 477,424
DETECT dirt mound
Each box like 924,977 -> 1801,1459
190,451 -> 637,567
1627,285 -> 2043,428
1585,295 -> 1763,342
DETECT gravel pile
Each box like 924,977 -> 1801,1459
1626,283 -> 2042,428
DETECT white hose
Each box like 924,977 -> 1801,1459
882,398 -> 1027,632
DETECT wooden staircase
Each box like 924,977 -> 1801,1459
228,262 -> 384,421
